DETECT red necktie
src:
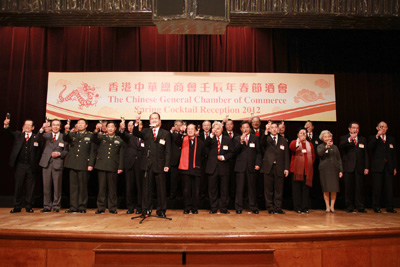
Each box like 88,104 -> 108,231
153,128 -> 157,141
206,132 -> 209,138
53,134 -> 57,142
354,139 -> 357,146
255,130 -> 259,137
229,132 -> 232,139
25,133 -> 29,142
382,136 -> 386,143
245,135 -> 249,145
217,137 -> 221,154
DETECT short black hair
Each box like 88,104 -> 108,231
106,121 -> 116,127
240,120 -> 250,127
348,121 -> 359,128
297,127 -> 307,134
78,118 -> 88,125
149,112 -> 161,120
24,119 -> 34,126
51,119 -> 61,126
306,120 -> 314,126
270,121 -> 278,127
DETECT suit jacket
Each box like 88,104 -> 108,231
260,134 -> 290,175
223,130 -> 238,140
38,132 -> 68,170
118,130 -> 145,170
170,132 -> 182,167
63,130 -> 96,171
174,134 -> 205,176
204,135 -> 234,175
133,126 -> 171,173
339,134 -> 369,174
368,135 -> 397,173
317,143 -> 343,172
307,131 -> 320,165
5,126 -> 41,170
233,134 -> 262,173
91,133 -> 125,172
250,128 -> 265,138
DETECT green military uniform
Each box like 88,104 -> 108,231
63,130 -> 96,212
92,133 -> 125,212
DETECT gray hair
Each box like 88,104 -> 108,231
212,121 -> 223,129
319,130 -> 333,141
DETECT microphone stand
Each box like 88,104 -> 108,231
131,126 -> 172,224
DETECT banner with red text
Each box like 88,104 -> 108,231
46,72 -> 336,121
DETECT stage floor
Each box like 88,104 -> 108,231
0,208 -> 399,236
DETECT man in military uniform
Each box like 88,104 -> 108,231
91,121 -> 125,214
63,118 -> 96,213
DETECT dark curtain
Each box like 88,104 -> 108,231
0,26 -> 399,204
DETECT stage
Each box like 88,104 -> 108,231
0,208 -> 399,266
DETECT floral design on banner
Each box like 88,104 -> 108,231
57,81 -> 100,109
294,89 -> 325,103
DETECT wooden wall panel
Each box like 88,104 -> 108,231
0,247 -> 46,267
322,246 -> 370,267
47,248 -> 95,267
370,245 -> 400,267
274,249 -> 322,267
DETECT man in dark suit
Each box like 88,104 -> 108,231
119,120 -> 145,214
305,120 -> 322,205
63,118 -> 96,213
222,118 -> 238,201
133,112 -> 171,218
233,121 -> 262,214
339,121 -> 369,213
198,120 -> 211,200
169,120 -> 183,200
4,117 -> 41,213
260,122 -> 290,214
205,121 -> 234,214
38,119 -> 68,213
91,121 -> 125,214
250,116 -> 265,137
368,121 -> 397,213
250,116 -> 266,205
174,123 -> 205,214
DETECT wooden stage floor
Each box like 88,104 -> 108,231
1,208 -> 400,266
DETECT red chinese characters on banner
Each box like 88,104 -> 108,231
109,82 -> 118,92
174,82 -> 183,92
278,83 -> 288,93
239,83 -> 248,93
226,83 -> 235,92
122,82 -> 131,92
265,83 -> 275,93
135,82 -> 144,92
188,82 -> 196,92
252,83 -> 262,93
201,83 -> 210,93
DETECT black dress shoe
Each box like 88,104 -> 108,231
79,209 -> 86,213
358,209 -> 367,213
346,209 -> 354,213
183,209 -> 190,214
41,208 -> 51,213
53,209 -> 59,213
275,209 -> 285,214
95,210 -> 105,214
295,210 -> 302,214
220,209 -> 230,214
302,209 -> 309,214
144,210 -> 152,216
10,208 -> 21,213
126,209 -> 134,214
209,210 -> 217,214
157,211 -> 166,218
252,210 -> 259,214
386,208 -> 397,213
136,209 -> 143,214
236,210 -> 242,214
268,209 -> 275,214
65,209 -> 78,213
109,210 -> 118,214
192,210 -> 198,214
374,208 -> 381,213
25,208 -> 34,213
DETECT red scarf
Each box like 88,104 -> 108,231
293,140 -> 314,187
178,136 -> 197,170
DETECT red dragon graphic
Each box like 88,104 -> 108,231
57,82 -> 99,109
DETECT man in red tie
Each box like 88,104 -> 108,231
222,118 -> 238,201
38,119 -> 68,213
199,120 -> 212,200
204,121 -> 234,214
4,117 -> 41,213
368,121 -> 397,213
250,116 -> 265,137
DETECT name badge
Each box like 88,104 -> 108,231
280,145 -> 285,150
315,140 -> 318,145
34,142 -> 39,147
59,142 -> 64,147
223,145 -> 229,150
114,140 -> 120,145
141,143 -> 145,147
302,149 -> 307,153
390,144 -> 394,149
325,150 -> 329,154
358,144 -> 364,148
159,139 -> 166,145
249,143 -> 255,148
84,137 -> 90,141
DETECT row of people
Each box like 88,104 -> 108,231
3,115 -> 397,216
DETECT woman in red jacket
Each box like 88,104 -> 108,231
289,128 -> 315,214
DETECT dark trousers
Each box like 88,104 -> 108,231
169,166 -> 180,197
142,170 -> 167,212
125,162 -> 143,211
372,168 -> 394,210
200,162 -> 208,199
256,171 -> 264,201
264,164 -> 284,210
208,164 -> 229,211
292,174 -> 310,211
97,171 -> 118,211
42,164 -> 63,210
344,171 -> 365,210
14,163 -> 35,209
182,174 -> 200,211
69,169 -> 90,211
235,171 -> 257,211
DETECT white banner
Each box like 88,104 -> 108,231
46,72 -> 336,121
